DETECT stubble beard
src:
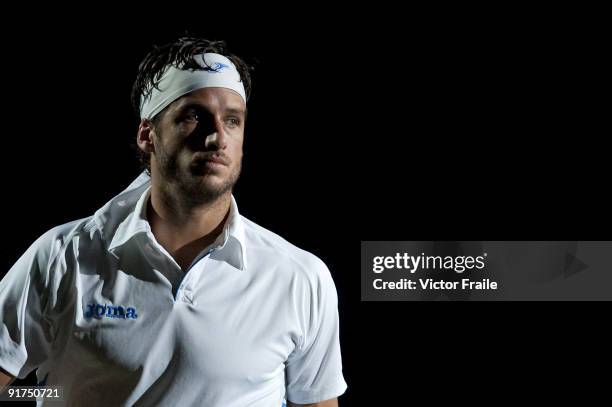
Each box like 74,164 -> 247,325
155,145 -> 241,208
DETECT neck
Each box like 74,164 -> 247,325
147,176 -> 232,264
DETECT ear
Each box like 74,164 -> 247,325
136,119 -> 156,154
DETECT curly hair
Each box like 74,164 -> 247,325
131,36 -> 253,173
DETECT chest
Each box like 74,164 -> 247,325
67,254 -> 300,384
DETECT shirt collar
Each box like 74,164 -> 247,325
101,173 -> 247,271
106,185 -> 151,253
205,194 -> 247,271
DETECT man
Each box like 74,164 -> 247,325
0,37 -> 347,406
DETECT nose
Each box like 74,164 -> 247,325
204,119 -> 227,150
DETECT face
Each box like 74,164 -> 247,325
140,87 -> 246,205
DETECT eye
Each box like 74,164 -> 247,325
182,112 -> 199,123
225,117 -> 241,128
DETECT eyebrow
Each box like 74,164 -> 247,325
177,102 -> 246,118
225,108 -> 247,118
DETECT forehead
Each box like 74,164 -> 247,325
170,87 -> 246,114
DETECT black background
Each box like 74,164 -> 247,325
1,5 -> 609,405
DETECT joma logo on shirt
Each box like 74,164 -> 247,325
84,303 -> 138,319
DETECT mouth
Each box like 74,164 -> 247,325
192,152 -> 229,167
189,152 -> 230,175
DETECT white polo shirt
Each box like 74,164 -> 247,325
0,172 -> 347,406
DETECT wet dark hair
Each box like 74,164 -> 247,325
131,36 -> 253,173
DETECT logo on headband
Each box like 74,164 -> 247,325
203,62 -> 229,73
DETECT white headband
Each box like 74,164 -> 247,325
139,52 -> 246,119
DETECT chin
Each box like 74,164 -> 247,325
199,179 -> 226,192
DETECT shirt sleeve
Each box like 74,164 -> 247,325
0,230 -> 62,379
285,256 -> 348,404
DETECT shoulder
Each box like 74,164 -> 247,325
22,216 -> 96,268
3,216 -> 96,295
36,216 -> 95,249
240,215 -> 334,287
